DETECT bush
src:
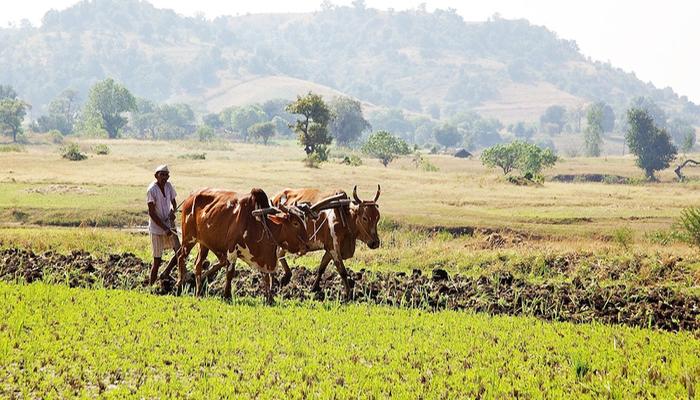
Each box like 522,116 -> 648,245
304,152 -> 323,168
0,144 -> 25,153
678,207 -> 700,248
92,144 -> 110,155
341,155 -> 363,166
47,129 -> 64,144
611,227 -> 634,249
197,125 -> 215,142
60,143 -> 87,161
178,153 -> 206,160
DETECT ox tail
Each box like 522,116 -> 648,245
251,188 -> 271,210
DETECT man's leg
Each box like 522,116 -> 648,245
149,233 -> 165,285
161,235 -> 181,279
150,257 -> 162,285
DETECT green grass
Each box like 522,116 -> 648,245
1,282 -> 698,398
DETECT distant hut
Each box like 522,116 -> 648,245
454,148 -> 472,158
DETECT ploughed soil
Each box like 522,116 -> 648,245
1,248 -> 698,332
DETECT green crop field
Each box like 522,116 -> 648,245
1,137 -> 700,397
1,283 -> 698,399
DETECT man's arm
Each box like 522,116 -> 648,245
148,201 -> 173,235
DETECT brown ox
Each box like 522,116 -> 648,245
272,185 -> 381,299
176,188 -> 309,301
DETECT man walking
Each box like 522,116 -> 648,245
147,164 -> 181,285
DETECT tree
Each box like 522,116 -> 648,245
82,78 -> 136,139
37,89 -> 79,135
584,105 -> 603,157
286,92 -> 332,158
361,130 -> 411,166
203,113 -> 223,129
196,125 -> 214,142
0,98 -> 28,142
433,124 -> 462,149
588,101 -> 614,133
481,141 -> 557,176
625,108 -> 677,180
629,96 -> 667,128
128,100 -> 194,140
230,105 -> 267,141
248,121 -> 276,145
509,121 -> 536,140
329,96 -> 370,146
668,118 -> 696,152
480,142 -> 520,175
539,105 -> 566,134
568,105 -> 584,133
0,85 -> 18,100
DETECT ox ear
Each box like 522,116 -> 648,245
267,214 -> 285,224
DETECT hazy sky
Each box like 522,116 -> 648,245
3,0 -> 699,103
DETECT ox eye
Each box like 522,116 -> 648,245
363,217 -> 368,222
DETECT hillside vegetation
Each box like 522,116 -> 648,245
1,0 -> 698,126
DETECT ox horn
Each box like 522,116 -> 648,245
352,185 -> 361,204
310,193 -> 347,212
373,184 -> 381,202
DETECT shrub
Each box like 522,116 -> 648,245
92,144 -> 110,155
0,144 -> 25,153
612,227 -> 634,249
341,155 -> 363,166
678,207 -> 700,248
60,143 -> 87,161
361,130 -> 411,167
178,153 -> 206,160
47,129 -> 64,144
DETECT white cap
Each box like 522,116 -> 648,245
154,164 -> 169,173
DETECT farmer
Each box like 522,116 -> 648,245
147,164 -> 181,285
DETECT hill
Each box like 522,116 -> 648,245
1,0 -> 698,126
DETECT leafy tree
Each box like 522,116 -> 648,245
202,113 -> 222,129
539,105 -> 566,134
459,117 -> 503,149
584,105 -> 603,156
517,142 -> 557,176
0,85 -> 18,100
667,118 -> 695,152
629,96 -> 667,128
230,105 -> 267,141
248,121 -> 276,145
128,99 -> 194,140
587,101 -> 614,133
82,78 -> 136,139
0,98 -> 28,142
509,121 -> 536,140
197,125 -> 214,142
480,142 -> 520,175
568,105 -> 584,133
361,130 -> 411,167
329,96 -> 370,146
367,108 -> 413,140
625,108 -> 677,180
37,89 -> 79,135
286,92 -> 333,158
481,140 -> 556,176
433,124 -> 462,149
